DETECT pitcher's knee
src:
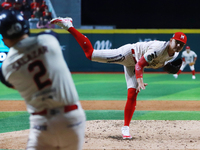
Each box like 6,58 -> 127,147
84,49 -> 94,60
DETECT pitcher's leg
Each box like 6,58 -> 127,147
50,17 -> 94,60
124,88 -> 138,126
68,27 -> 94,60
121,66 -> 138,139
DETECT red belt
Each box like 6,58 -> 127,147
32,104 -> 78,115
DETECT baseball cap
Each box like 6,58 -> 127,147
172,32 -> 187,44
186,46 -> 190,49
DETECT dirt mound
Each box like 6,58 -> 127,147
1,120 -> 200,149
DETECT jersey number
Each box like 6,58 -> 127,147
28,60 -> 52,90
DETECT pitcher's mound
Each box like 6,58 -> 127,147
1,120 -> 200,149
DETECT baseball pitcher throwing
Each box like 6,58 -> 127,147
51,17 -> 187,139
0,10 -> 86,150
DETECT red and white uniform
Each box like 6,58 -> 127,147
92,40 -> 178,88
59,24 -> 185,139
180,50 -> 197,71
1,34 -> 85,150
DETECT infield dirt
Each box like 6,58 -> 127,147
1,100 -> 200,150
1,100 -> 200,111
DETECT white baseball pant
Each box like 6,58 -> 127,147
92,44 -> 138,89
180,62 -> 195,71
26,102 -> 86,150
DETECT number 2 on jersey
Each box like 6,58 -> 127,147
28,60 -> 52,90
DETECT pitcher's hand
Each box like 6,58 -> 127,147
136,78 -> 148,93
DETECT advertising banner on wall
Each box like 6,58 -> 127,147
0,34 -> 9,67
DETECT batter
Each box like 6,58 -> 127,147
0,11 -> 86,150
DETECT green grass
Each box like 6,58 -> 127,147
1,110 -> 200,133
0,73 -> 199,100
85,110 -> 200,120
0,73 -> 199,147
73,73 -> 200,100
0,85 -> 21,100
0,112 -> 29,133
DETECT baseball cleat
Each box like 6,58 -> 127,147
121,126 -> 132,140
173,74 -> 178,79
50,17 -> 73,30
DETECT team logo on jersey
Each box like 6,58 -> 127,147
147,55 -> 153,61
94,40 -> 112,50
146,51 -> 157,62
136,66 -> 141,71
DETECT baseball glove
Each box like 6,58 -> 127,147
189,62 -> 195,66
163,58 -> 182,74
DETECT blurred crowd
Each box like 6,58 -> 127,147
0,0 -> 54,29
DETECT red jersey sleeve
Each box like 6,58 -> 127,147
135,56 -> 149,79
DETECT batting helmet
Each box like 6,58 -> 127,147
0,10 -> 29,39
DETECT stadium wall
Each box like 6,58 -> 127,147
2,29 -> 200,72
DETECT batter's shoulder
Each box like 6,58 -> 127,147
37,34 -> 59,45
37,34 -> 56,41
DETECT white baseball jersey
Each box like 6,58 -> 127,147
92,40 -> 178,69
1,34 -> 79,113
92,40 -> 178,89
1,34 -> 86,149
135,41 -> 178,68
181,50 -> 197,63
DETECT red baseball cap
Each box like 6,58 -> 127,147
172,32 -> 187,44
186,46 -> 190,49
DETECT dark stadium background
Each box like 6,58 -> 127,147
81,0 -> 200,29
